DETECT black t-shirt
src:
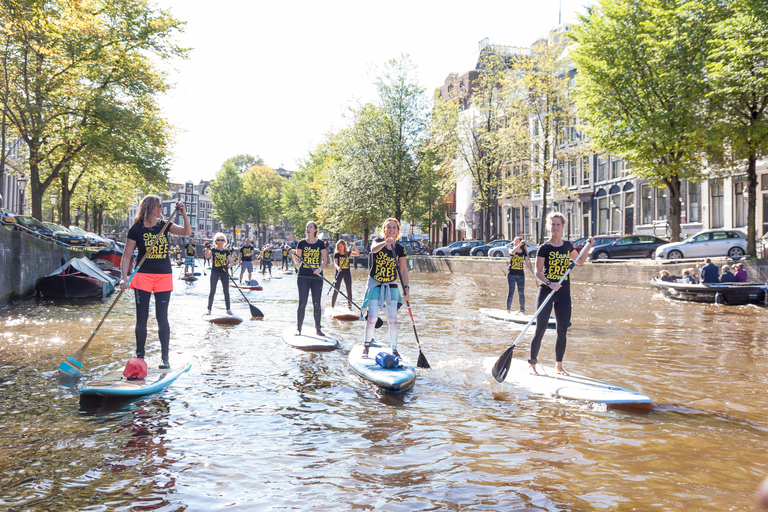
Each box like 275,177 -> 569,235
240,245 -> 255,261
211,248 -> 231,273
185,244 -> 196,256
262,248 -> 272,260
369,238 -> 406,283
334,251 -> 352,271
537,241 -> 574,286
127,220 -> 171,274
508,245 -> 529,276
297,239 -> 326,276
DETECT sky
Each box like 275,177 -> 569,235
154,0 -> 593,185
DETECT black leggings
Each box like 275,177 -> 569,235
331,269 -> 352,308
528,284 -> 572,365
134,289 -> 171,361
208,271 -> 231,310
297,274 -> 323,332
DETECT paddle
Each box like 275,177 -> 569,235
58,207 -> 180,377
322,246 -> 355,313
228,269 -> 264,319
292,251 -> 382,327
395,259 -> 430,369
491,242 -> 591,383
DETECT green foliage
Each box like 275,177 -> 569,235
210,161 -> 245,233
281,151 -> 322,237
242,165 -> 283,243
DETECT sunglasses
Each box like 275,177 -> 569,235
215,239 -> 225,242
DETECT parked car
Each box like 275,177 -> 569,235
399,240 -> 429,255
654,229 -> 747,260
489,241 -> 539,259
14,215 -> 57,240
44,222 -> 88,246
450,240 -> 486,256
589,235 -> 668,260
353,239 -> 369,256
69,226 -> 110,247
0,209 -> 15,226
573,235 -> 622,252
470,239 -> 511,257
433,240 -> 470,256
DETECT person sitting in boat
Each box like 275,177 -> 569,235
719,265 -> 736,283
239,238 -> 256,284
205,233 -> 235,315
184,238 -> 196,276
361,218 -> 410,359
507,236 -> 533,314
659,269 -> 674,282
682,269 -> 697,284
734,263 -> 747,282
700,258 -> 720,283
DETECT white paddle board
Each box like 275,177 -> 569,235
80,352 -> 193,397
485,357 -> 652,408
480,308 -> 557,328
348,340 -> 416,393
203,312 -> 243,325
281,326 -> 339,351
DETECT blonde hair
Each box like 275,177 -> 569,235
335,239 -> 348,253
380,218 -> 401,239
546,211 -> 566,229
133,194 -> 162,224
213,232 -> 227,243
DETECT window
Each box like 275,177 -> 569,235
597,156 -> 608,182
611,194 -> 622,233
582,156 -> 590,185
656,188 -> 667,220
523,207 -> 530,236
569,160 -> 577,187
624,191 -> 635,234
611,158 -> 622,180
688,182 -> 700,223
734,180 -> 747,227
598,196 -> 608,234
710,179 -> 724,228
761,174 -> 768,191
641,185 -> 652,224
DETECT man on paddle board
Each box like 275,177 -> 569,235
289,221 -> 327,336
183,238 -> 197,276
507,236 -> 533,315
331,239 -> 360,310
120,195 -> 191,369
239,238 -> 256,284
361,218 -> 410,359
205,232 -> 236,315
528,211 -> 593,377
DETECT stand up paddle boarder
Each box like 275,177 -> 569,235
529,211 -> 593,376
289,221 -> 327,336
331,239 -> 359,310
183,238 -> 197,276
361,218 -> 410,359
239,238 -> 256,283
205,233 -> 236,315
507,236 -> 533,315
120,195 -> 191,369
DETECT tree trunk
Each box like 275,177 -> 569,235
539,178 -> 549,244
60,172 -> 71,227
747,154 -> 758,257
666,175 -> 681,242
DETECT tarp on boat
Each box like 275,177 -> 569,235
36,257 -> 119,298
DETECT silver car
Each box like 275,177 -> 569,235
489,241 -> 539,259
654,229 -> 747,260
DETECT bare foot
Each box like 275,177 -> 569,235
529,365 -> 539,376
555,365 -> 569,376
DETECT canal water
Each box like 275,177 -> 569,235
1,266 -> 767,511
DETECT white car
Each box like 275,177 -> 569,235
433,240 -> 469,256
489,241 -> 539,259
654,229 -> 747,260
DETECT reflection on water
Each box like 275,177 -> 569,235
1,268 -> 767,511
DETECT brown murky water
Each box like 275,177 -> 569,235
1,266 -> 767,511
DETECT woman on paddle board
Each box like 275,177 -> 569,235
205,233 -> 236,315
120,195 -> 191,369
361,218 -> 410,359
289,221 -> 327,336
507,236 -> 533,315
331,240 -> 360,310
529,211 -> 593,376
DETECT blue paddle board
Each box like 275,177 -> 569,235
80,352 -> 193,397
348,340 -> 416,393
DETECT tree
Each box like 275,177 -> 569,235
242,165 -> 283,244
227,154 -> 265,174
0,0 -> 186,220
571,0 -> 709,242
703,0 -> 768,256
210,161 -> 245,236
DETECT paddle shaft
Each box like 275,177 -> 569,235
292,251 -> 362,313
66,207 -> 180,367
228,268 -> 264,318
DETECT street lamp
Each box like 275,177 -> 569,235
74,207 -> 80,227
17,176 -> 27,215
562,196 -> 577,240
49,194 -> 58,222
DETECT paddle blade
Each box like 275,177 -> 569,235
249,303 -> 264,320
491,346 -> 515,383
375,317 -> 384,329
416,350 -> 430,369
58,356 -> 83,377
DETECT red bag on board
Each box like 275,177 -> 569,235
123,358 -> 148,380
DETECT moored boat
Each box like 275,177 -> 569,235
35,257 -> 119,299
650,277 -> 766,305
